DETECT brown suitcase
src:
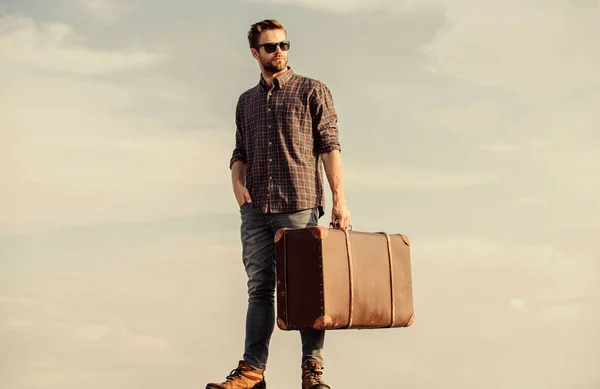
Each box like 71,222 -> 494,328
274,225 -> 414,331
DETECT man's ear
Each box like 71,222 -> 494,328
250,48 -> 259,60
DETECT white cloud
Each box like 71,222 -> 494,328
544,304 -> 582,321
76,325 -> 111,341
345,165 -> 494,188
414,100 -> 504,135
0,23 -> 235,234
479,142 -> 520,153
28,360 -> 56,368
74,0 -> 128,23
510,298 -> 526,311
517,96 -> 599,173
0,62 -> 235,235
404,75 -> 599,183
587,216 -> 600,227
0,15 -> 163,74
280,0 -> 599,102
124,331 -> 169,351
414,235 -> 597,305
0,297 -> 32,305
244,0 -> 441,13
5,319 -> 32,328
0,12 -> 242,237
422,1 -> 600,100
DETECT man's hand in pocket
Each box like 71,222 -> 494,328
234,184 -> 252,207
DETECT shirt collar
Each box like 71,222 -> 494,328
259,66 -> 294,90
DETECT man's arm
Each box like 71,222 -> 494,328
230,96 -> 251,207
310,82 -> 351,228
321,150 -> 351,229
321,150 -> 345,203
231,160 -> 246,187
231,160 -> 251,206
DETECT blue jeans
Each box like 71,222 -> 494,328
239,202 -> 325,370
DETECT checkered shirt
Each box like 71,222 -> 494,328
229,67 -> 341,216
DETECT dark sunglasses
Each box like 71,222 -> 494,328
256,40 -> 290,53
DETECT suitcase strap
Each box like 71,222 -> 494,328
379,232 -> 396,327
342,230 -> 396,328
342,229 -> 355,328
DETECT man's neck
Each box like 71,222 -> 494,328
262,67 -> 288,88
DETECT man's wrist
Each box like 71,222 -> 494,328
332,195 -> 346,206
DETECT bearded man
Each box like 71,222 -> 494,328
206,19 -> 351,389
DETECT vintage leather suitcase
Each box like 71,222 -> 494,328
274,225 -> 414,331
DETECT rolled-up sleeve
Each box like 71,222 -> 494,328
229,96 -> 247,169
310,82 -> 341,154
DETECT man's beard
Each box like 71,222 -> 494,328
261,55 -> 287,74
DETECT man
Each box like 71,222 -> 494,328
206,19 -> 351,389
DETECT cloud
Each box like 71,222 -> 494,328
413,100 -> 505,135
77,324 -> 167,350
244,0 -> 441,13
1,3 -> 598,388
1,50 -> 234,236
0,91 -> 233,233
478,142 -> 520,153
0,15 -> 163,74
509,298 -> 526,311
72,0 -> 128,23
422,0 -> 600,100
4,319 -> 32,328
345,165 -> 495,188
76,325 -> 111,341
124,331 -> 169,351
414,235 -> 598,306
0,233 -> 241,383
0,297 -> 32,305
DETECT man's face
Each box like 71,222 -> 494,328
253,28 -> 289,74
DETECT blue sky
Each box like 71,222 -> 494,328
1,0 -> 599,388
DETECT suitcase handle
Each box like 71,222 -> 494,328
329,222 -> 353,231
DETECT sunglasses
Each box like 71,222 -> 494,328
256,40 -> 291,53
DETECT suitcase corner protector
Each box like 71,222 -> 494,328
313,315 -> 333,330
308,226 -> 329,239
406,313 -> 415,327
274,228 -> 288,243
400,234 -> 410,246
277,317 -> 289,330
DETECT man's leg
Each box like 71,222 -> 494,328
205,203 -> 270,388
269,208 -> 325,367
240,203 -> 277,371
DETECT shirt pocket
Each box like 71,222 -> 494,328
284,104 -> 313,153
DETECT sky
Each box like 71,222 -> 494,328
0,0 -> 599,388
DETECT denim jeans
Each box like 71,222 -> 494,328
239,202 -> 325,371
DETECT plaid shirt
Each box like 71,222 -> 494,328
230,67 -> 341,217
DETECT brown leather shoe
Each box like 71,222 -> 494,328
206,360 -> 266,389
301,360 -> 330,389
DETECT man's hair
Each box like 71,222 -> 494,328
247,19 -> 287,49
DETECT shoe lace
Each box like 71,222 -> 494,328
225,367 -> 243,381
304,364 -> 324,381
